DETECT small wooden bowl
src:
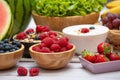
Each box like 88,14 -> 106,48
107,30 -> 120,45
107,30 -> 120,50
29,44 -> 75,69
32,11 -> 99,31
0,44 -> 24,70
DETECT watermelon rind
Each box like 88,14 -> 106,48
0,0 -> 12,40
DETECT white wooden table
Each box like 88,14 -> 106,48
0,56 -> 120,80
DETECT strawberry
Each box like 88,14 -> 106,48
29,68 -> 40,76
108,52 -> 120,61
97,42 -> 111,54
95,54 -> 109,63
17,66 -> 28,76
82,49 -> 96,63
81,28 -> 89,33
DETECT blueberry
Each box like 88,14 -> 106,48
0,50 -> 4,53
0,41 -> 4,45
35,35 -> 40,40
0,45 -> 4,50
3,39 -> 9,43
89,26 -> 95,30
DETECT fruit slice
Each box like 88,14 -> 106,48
0,0 -> 11,40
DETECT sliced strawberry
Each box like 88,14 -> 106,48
97,42 -> 111,55
82,49 -> 96,63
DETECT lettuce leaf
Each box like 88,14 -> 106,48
32,0 -> 107,17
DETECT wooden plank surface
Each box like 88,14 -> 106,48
0,56 -> 120,80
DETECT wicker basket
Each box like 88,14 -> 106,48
32,11 -> 99,31
107,30 -> 120,50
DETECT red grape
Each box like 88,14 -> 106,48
102,17 -> 108,25
107,13 -> 117,22
105,22 -> 113,29
112,18 -> 120,29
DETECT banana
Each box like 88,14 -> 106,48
106,0 -> 120,9
101,6 -> 120,18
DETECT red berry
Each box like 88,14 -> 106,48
60,47 -> 67,52
32,46 -> 41,52
67,43 -> 73,50
16,32 -> 26,40
81,28 -> 89,33
39,43 -> 46,48
42,26 -> 50,32
97,42 -> 111,54
17,66 -> 28,76
57,37 -> 68,47
50,44 -> 61,52
41,47 -> 51,53
48,31 -> 57,36
25,28 -> 34,34
36,25 -> 44,33
50,35 -> 58,41
29,68 -> 40,76
42,37 -> 54,47
39,33 -> 49,40
95,54 -> 109,63
108,53 -> 120,61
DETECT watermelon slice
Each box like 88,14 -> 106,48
0,0 -> 12,40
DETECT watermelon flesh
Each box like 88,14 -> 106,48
0,0 -> 11,40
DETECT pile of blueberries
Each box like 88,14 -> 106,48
0,39 -> 21,53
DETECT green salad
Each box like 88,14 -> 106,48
32,0 -> 106,17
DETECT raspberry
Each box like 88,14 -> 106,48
81,28 -> 89,33
16,32 -> 26,40
17,66 -> 28,76
40,33 -> 49,40
25,28 -> 34,34
42,37 -> 54,47
36,25 -> 44,33
50,35 -> 58,41
57,37 -> 68,47
50,44 -> 61,52
32,46 -> 41,52
29,68 -> 40,76
48,31 -> 57,36
60,47 -> 67,52
42,26 -> 50,32
39,43 -> 46,48
41,47 -> 51,53
67,43 -> 73,50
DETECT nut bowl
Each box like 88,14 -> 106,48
13,25 -> 64,58
0,44 -> 24,70
29,44 -> 75,69
62,24 -> 109,55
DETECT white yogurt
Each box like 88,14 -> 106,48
63,25 -> 109,36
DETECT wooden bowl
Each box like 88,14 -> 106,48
107,30 -> 120,50
0,44 -> 24,70
29,44 -> 75,69
32,11 -> 99,31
